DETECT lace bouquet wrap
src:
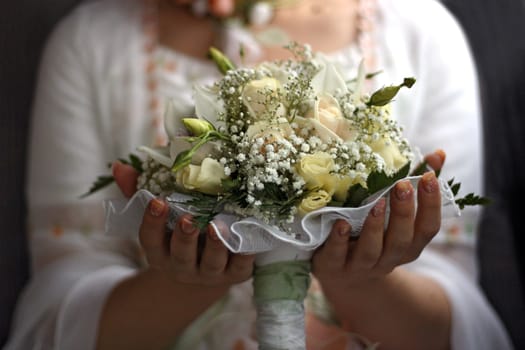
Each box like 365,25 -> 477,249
104,45 -> 461,349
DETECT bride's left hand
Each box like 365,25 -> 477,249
312,150 -> 445,289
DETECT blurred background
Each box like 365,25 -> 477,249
1,0 -> 524,348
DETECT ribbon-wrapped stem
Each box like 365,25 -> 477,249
253,260 -> 311,350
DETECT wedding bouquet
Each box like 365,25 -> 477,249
93,44 -> 486,350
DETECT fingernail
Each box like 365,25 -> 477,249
181,216 -> 196,235
395,181 -> 413,201
207,225 -> 220,241
111,161 -> 120,177
149,198 -> 165,217
422,172 -> 438,193
435,149 -> 446,163
372,198 -> 386,217
336,221 -> 351,236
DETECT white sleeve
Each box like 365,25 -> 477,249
405,249 -> 513,350
384,1 -> 512,348
4,4 -> 142,350
54,265 -> 136,350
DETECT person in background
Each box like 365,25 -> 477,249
3,0 -> 513,349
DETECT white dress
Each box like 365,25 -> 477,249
3,0 -> 512,349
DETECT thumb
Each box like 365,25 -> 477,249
112,161 -> 139,198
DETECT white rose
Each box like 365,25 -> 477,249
246,121 -> 292,141
298,190 -> 332,216
296,152 -> 334,190
324,174 -> 355,202
371,136 -> 408,173
242,77 -> 285,120
176,158 -> 227,195
306,93 -> 356,142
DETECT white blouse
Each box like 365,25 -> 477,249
3,0 -> 512,349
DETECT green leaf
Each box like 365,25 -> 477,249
171,149 -> 193,173
367,162 -> 411,195
450,182 -> 461,196
455,193 -> 491,210
118,153 -> 143,173
410,160 -> 428,176
80,175 -> 114,198
347,70 -> 383,83
221,178 -> 241,192
208,47 -> 236,75
81,153 -> 143,198
343,183 -> 369,207
367,77 -> 416,107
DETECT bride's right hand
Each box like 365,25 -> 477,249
140,201 -> 255,286
112,161 -> 140,198
113,160 -> 255,286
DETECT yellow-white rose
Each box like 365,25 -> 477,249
246,121 -> 291,141
371,136 -> 408,173
324,174 -> 355,202
298,190 -> 332,216
176,158 -> 227,195
306,94 -> 356,142
242,77 -> 285,120
296,152 -> 334,190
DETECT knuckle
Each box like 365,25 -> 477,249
358,250 -> 380,267
374,264 -> 394,275
200,260 -> 225,275
403,250 -> 421,264
171,253 -> 194,267
173,232 -> 198,245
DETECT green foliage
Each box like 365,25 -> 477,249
410,160 -> 428,176
80,175 -> 115,199
209,47 -> 236,75
343,183 -> 369,207
81,153 -> 142,198
118,153 -> 143,173
367,162 -> 411,194
184,193 -> 224,230
344,162 -> 411,207
367,77 -> 416,107
447,178 -> 491,209
456,193 -> 491,210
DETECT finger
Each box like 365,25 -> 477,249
312,219 -> 351,273
424,149 -> 446,172
139,198 -> 170,269
226,253 -> 255,284
376,181 -> 415,271
112,161 -> 139,198
208,0 -> 235,17
348,198 -> 386,271
403,172 -> 441,262
169,214 -> 200,274
199,225 -> 229,280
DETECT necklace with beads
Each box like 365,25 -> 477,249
143,0 -> 378,146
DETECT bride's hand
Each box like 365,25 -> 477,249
140,201 -> 255,286
112,161 -> 140,198
312,149 -> 446,290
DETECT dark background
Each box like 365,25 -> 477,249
1,0 -> 524,348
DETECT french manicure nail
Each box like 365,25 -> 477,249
422,172 -> 438,193
149,198 -> 165,217
395,181 -> 412,201
372,198 -> 386,217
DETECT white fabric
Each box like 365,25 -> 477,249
105,176 -> 458,254
3,0 -> 512,349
